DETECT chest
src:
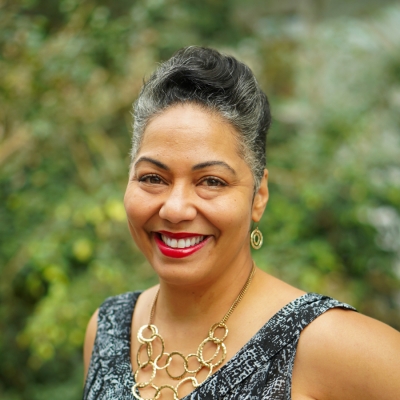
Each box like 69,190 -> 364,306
84,292 -> 339,399
129,319 -> 252,399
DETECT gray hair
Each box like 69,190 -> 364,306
131,46 -> 271,191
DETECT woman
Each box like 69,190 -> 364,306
83,46 -> 400,400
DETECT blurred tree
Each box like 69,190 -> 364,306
0,0 -> 399,398
255,6 -> 400,327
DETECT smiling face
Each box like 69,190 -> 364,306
124,104 -> 268,287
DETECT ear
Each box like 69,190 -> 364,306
252,169 -> 269,223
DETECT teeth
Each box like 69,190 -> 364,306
161,235 -> 205,249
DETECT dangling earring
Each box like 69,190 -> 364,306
250,227 -> 263,250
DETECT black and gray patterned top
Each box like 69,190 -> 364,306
83,291 -> 355,400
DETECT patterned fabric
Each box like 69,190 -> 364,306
83,291 -> 355,400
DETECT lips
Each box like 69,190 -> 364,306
154,231 -> 209,258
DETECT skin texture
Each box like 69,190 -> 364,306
124,104 -> 266,289
84,104 -> 400,399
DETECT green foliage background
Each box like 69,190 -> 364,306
1,0 -> 399,398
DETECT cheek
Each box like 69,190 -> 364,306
124,194 -> 153,254
124,189 -> 136,221
124,187 -> 148,227
204,197 -> 252,231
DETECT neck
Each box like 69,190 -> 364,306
134,257 -> 256,400
151,257 -> 255,327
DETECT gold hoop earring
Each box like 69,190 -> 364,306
250,227 -> 263,250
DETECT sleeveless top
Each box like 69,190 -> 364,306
83,291 -> 355,400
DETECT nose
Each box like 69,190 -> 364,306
159,183 -> 197,224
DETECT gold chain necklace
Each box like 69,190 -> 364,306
132,263 -> 256,400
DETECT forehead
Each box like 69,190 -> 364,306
138,104 -> 242,162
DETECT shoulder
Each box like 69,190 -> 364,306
99,290 -> 142,312
292,307 -> 400,400
83,308 -> 99,379
82,291 -> 142,379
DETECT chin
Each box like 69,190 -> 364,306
150,257 -> 215,287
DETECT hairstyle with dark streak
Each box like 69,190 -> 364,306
131,46 -> 271,191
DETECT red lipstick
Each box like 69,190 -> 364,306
154,232 -> 209,258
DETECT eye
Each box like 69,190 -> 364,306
199,177 -> 227,187
138,174 -> 164,185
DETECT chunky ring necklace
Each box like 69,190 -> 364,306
132,263 -> 256,400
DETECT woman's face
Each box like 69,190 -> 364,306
124,104 -> 268,286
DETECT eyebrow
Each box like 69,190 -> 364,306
134,157 -> 236,175
192,161 -> 236,175
134,156 -> 170,170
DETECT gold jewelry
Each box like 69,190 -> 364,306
250,227 -> 263,250
132,263 -> 256,400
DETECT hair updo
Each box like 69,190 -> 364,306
131,46 -> 271,191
